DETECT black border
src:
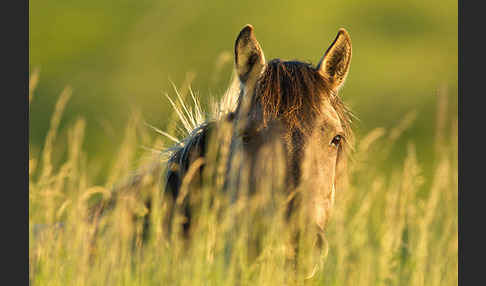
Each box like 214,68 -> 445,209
459,0 -> 484,285
2,0 -> 29,284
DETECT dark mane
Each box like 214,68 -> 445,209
254,59 -> 353,143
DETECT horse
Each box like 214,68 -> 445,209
163,24 -> 354,267
31,25 -> 354,280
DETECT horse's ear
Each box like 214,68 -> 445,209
234,24 -> 265,84
317,28 -> 352,90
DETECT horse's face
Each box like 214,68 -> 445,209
227,25 -> 353,237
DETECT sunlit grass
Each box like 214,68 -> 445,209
29,72 -> 457,285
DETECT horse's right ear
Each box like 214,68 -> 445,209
234,24 -> 266,84
317,28 -> 352,91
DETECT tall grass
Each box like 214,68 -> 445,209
29,73 -> 457,285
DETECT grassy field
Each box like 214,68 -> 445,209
29,1 -> 457,283
29,73 -> 457,285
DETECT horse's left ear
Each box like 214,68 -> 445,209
317,28 -> 352,91
234,24 -> 266,85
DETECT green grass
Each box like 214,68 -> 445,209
29,73 -> 457,285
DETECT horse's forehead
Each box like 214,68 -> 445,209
321,99 -> 343,132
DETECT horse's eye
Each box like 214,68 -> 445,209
330,135 -> 343,147
240,132 -> 251,144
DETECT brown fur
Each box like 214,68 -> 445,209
252,59 -> 353,147
164,26 -> 354,244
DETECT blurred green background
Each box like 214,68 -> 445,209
29,0 -> 457,181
